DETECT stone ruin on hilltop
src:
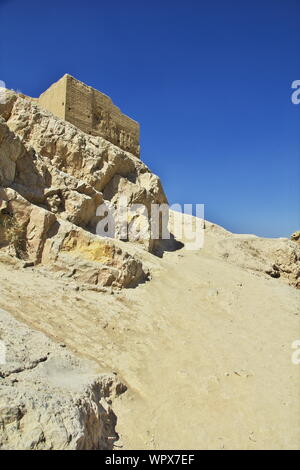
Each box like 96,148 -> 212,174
28,74 -> 140,157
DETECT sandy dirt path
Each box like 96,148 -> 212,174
0,236 -> 299,449
113,248 -> 300,449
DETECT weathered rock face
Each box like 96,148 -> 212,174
0,89 -> 167,287
0,188 -> 147,289
225,236 -> 300,289
0,117 -> 24,186
202,221 -> 300,289
291,231 -> 300,246
0,308 -> 126,450
2,90 -> 167,225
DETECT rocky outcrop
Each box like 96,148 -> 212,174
2,91 -> 167,235
0,188 -> 147,289
0,308 -> 126,450
291,231 -> 300,246
0,117 -> 24,187
168,211 -> 300,289
0,82 -> 299,451
0,89 -> 168,287
203,221 -> 300,289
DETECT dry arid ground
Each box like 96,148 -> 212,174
0,216 -> 299,449
0,85 -> 299,449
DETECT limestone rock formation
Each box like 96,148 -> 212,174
0,187 -> 147,289
0,79 -> 299,451
0,308 -> 126,450
169,211 -> 300,289
291,231 -> 300,245
203,221 -> 300,289
0,87 -> 168,287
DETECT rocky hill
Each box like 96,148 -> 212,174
0,86 -> 299,449
0,90 -> 168,290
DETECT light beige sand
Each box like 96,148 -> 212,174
0,221 -> 299,450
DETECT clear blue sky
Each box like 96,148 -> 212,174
0,0 -> 299,237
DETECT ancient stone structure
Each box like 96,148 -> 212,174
38,74 -> 140,157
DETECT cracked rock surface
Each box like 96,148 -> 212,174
0,308 -> 126,450
0,90 -> 168,289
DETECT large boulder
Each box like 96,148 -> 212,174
291,231 -> 300,246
